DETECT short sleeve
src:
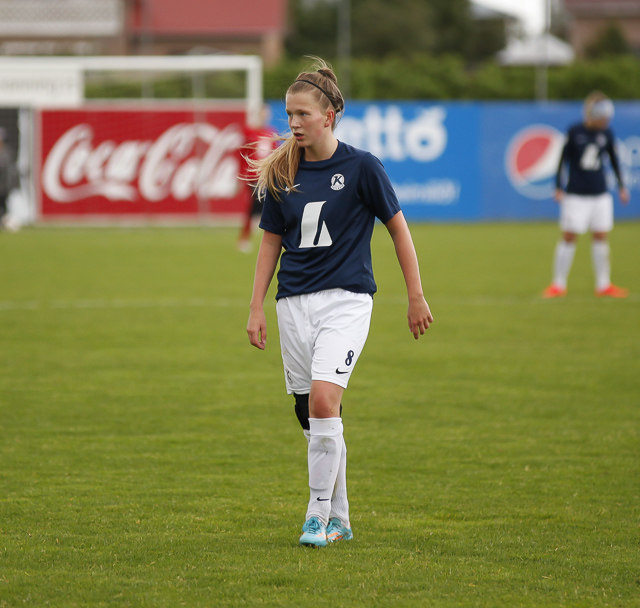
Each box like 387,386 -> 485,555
359,153 -> 402,224
258,189 -> 286,235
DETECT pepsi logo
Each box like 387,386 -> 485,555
505,125 -> 565,199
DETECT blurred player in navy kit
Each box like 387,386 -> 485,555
246,58 -> 433,547
543,91 -> 630,299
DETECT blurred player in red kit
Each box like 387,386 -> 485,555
237,105 -> 277,253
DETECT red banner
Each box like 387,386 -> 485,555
38,106 -> 250,218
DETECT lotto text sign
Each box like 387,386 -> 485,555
270,100 -> 640,222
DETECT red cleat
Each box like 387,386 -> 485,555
595,284 -> 629,298
542,284 -> 567,299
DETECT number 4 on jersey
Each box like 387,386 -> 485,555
299,201 -> 333,248
580,143 -> 602,171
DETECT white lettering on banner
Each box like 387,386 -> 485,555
0,68 -> 83,108
617,136 -> 640,190
337,105 -> 448,162
393,179 -> 461,206
42,122 -> 243,203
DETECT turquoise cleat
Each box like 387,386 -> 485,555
326,517 -> 353,543
299,517 -> 327,548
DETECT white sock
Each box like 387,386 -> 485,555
303,429 -> 350,526
552,241 -> 576,289
592,241 -> 611,291
329,436 -> 350,528
305,417 -> 343,525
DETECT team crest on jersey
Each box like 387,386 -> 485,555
331,174 -> 345,190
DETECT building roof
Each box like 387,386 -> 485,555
497,33 -> 575,66
0,0 -> 122,37
130,0 -> 287,36
469,2 -> 517,22
562,0 -> 640,18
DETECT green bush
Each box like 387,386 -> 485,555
548,56 -> 640,99
85,71 -> 245,100
83,55 -> 640,102
264,54 -> 640,101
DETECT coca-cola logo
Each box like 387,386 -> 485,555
42,122 -> 244,203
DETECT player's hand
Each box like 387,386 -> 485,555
407,296 -> 433,340
554,188 -> 564,203
247,308 -> 267,350
620,187 -> 630,205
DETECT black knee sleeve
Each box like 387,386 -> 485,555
294,393 -> 310,430
293,393 -> 343,431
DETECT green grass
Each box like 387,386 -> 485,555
0,223 -> 638,607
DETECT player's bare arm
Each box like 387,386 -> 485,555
385,211 -> 433,340
247,230 -> 283,350
620,187 -> 630,205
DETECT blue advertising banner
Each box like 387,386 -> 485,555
481,101 -> 640,221
268,100 -> 640,222
334,102 -> 482,221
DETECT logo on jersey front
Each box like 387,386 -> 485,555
331,174 -> 345,190
299,201 -> 332,248
505,125 -> 565,200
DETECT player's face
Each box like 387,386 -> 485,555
285,91 -> 332,151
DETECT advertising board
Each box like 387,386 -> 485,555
38,106 -> 249,220
36,101 -> 640,222
270,100 -> 640,222
481,102 -> 640,221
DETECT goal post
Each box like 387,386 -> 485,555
0,54 -> 263,121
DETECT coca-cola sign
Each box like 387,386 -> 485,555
39,107 -> 249,217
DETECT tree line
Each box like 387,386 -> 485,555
275,0 -> 640,100
86,1 -> 639,102
265,55 -> 640,100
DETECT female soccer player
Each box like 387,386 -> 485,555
543,90 -> 630,299
246,58 -> 433,547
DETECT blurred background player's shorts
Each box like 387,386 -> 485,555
559,193 -> 614,234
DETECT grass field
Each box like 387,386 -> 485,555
0,222 -> 638,608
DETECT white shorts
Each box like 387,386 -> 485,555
276,289 -> 373,395
560,192 -> 613,234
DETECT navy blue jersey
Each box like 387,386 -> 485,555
259,141 -> 401,300
555,122 -> 623,195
